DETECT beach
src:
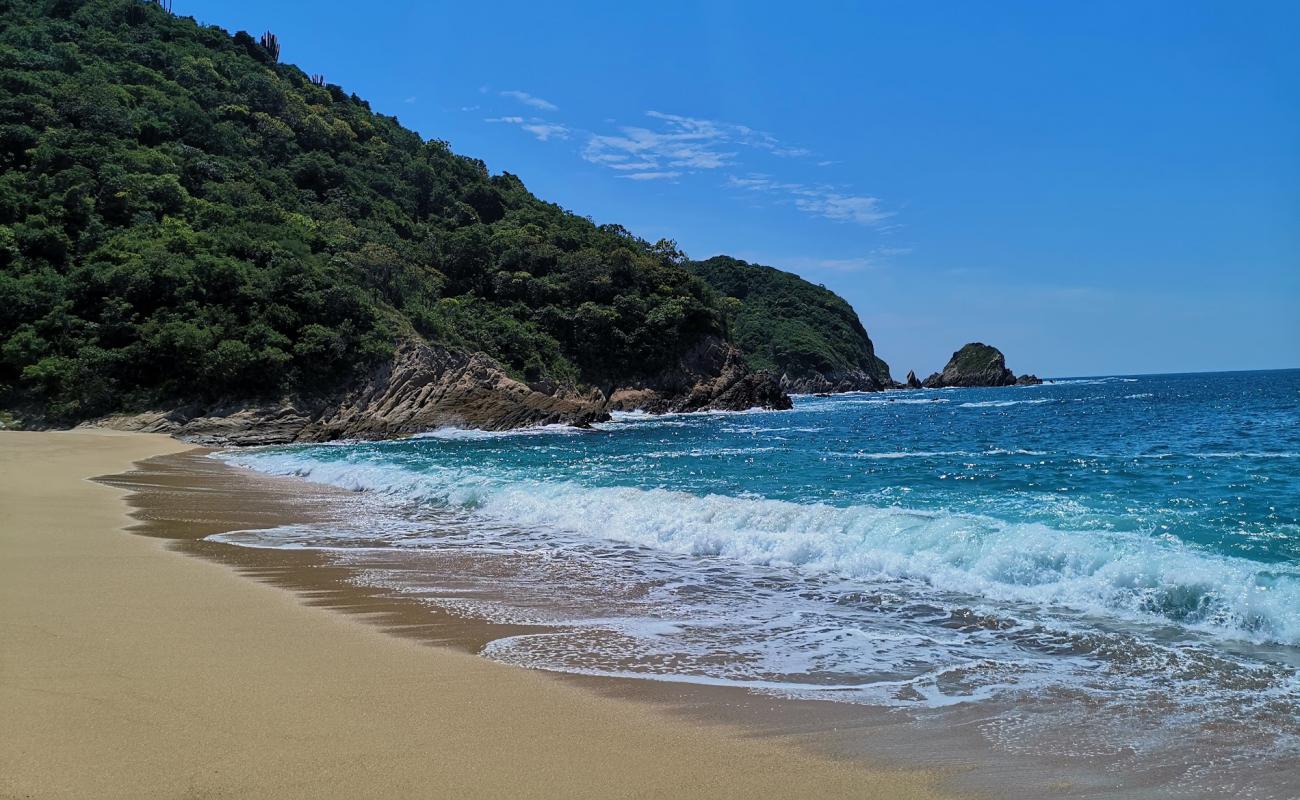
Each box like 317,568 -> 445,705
0,429 -> 953,800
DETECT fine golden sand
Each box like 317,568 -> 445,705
0,430 -> 957,799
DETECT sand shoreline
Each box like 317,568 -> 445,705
0,429 -> 955,799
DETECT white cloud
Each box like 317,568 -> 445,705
478,105 -> 896,230
747,246 -> 912,275
500,90 -> 558,111
486,116 -> 568,141
403,96 -> 417,104
520,122 -> 569,141
619,171 -> 682,181
584,125 -> 737,172
581,111 -> 814,177
727,174 -> 893,228
794,193 -> 891,226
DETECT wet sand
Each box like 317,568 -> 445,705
0,429 -> 957,799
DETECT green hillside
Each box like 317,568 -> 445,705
691,256 -> 892,390
0,0 -> 725,421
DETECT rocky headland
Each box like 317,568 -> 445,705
91,337 -> 788,446
689,257 -> 896,396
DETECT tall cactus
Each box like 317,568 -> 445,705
259,31 -> 280,63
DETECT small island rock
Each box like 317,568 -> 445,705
921,343 -> 1039,388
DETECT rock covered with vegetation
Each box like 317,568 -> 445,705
921,343 -> 1041,388
689,256 -> 894,393
0,0 -> 789,437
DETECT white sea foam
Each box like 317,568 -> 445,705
959,398 -> 1056,409
853,451 -> 968,459
412,424 -> 586,440
220,449 -> 1300,646
851,449 -> 1047,459
608,407 -> 774,422
813,397 -> 949,407
1191,452 -> 1300,459
1046,377 -> 1137,386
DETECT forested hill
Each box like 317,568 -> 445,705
0,0 -> 731,422
691,256 -> 894,393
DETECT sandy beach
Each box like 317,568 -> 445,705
0,430 -> 955,800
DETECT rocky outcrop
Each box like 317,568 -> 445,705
905,370 -> 923,389
921,343 -> 1038,389
606,337 -> 791,414
298,343 -> 607,441
1016,374 -> 1043,386
90,337 -> 790,445
780,370 -> 893,395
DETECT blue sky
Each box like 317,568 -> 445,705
185,1 -> 1298,377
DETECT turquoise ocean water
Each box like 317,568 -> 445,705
218,370 -> 1300,795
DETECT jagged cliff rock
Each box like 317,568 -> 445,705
905,370 -> 923,389
921,343 -> 1039,388
90,338 -> 789,445
780,370 -> 892,395
606,337 -> 791,414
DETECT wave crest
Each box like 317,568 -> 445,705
220,449 -> 1300,646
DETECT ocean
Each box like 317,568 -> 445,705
217,369 -> 1300,796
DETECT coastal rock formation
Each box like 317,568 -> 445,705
690,256 -> 895,395
921,343 -> 1039,388
91,338 -> 789,445
905,370 -> 923,389
606,337 -> 792,414
780,370 -> 892,395
298,342 -> 608,441
1016,374 -> 1044,386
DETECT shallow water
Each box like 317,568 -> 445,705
216,369 -> 1300,797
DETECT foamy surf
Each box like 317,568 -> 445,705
217,448 -> 1300,646
212,370 -> 1300,797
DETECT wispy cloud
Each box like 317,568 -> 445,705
520,122 -> 568,141
747,246 -> 912,275
403,96 -> 417,104
727,174 -> 894,228
795,193 -> 891,226
485,116 -> 569,141
581,111 -> 810,175
500,89 -> 558,111
619,171 -> 682,181
478,103 -> 895,230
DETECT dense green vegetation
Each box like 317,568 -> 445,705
690,256 -> 892,386
949,343 -> 1004,374
0,0 -> 725,421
